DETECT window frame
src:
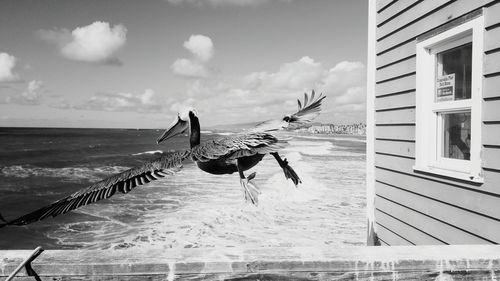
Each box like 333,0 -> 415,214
414,16 -> 484,183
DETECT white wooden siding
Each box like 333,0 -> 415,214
375,91 -> 416,111
375,197 -> 490,244
373,0 -> 500,245
376,181 -> 500,243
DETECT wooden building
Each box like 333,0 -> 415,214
366,0 -> 500,245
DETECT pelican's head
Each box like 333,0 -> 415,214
156,107 -> 199,144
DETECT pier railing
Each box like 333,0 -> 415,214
1,245 -> 500,280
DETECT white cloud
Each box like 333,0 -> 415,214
75,89 -> 163,112
244,56 -> 323,91
322,61 -> 365,92
171,58 -> 208,78
0,52 -> 20,82
183,35 -> 214,61
170,57 -> 366,125
22,80 -> 44,104
0,80 -> 44,105
171,34 -> 214,78
38,21 -> 127,65
333,86 -> 365,106
140,88 -> 156,105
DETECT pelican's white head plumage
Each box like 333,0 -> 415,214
177,106 -> 198,121
157,107 -> 199,144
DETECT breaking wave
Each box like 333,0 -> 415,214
0,165 -> 129,182
215,132 -> 234,136
285,140 -> 335,156
131,150 -> 164,156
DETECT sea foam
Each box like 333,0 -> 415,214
132,150 -> 164,156
285,140 -> 335,156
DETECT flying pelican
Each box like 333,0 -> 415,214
0,91 -> 325,227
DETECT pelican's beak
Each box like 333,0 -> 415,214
157,116 -> 189,144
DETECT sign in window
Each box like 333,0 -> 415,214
436,43 -> 472,101
436,74 -> 455,102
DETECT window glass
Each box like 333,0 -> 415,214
442,111 -> 471,160
436,43 -> 472,101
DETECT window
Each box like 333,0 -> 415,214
415,16 -> 484,183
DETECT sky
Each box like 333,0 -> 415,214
0,0 -> 368,128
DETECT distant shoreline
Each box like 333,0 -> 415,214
0,125 -> 367,137
296,123 -> 366,136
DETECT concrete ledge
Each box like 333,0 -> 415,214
1,245 -> 500,280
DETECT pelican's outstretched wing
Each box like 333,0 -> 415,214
252,90 -> 326,132
0,150 -> 191,227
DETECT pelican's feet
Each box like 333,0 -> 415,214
280,158 -> 302,187
240,172 -> 261,206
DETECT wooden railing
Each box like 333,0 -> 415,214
1,245 -> 500,280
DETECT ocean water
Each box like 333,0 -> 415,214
0,127 -> 366,250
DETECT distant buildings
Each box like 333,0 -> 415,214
298,123 -> 366,135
